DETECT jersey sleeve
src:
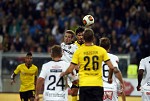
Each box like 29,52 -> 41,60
39,64 -> 47,79
14,65 -> 21,74
139,59 -> 145,70
103,49 -> 110,62
71,49 -> 79,65
35,66 -> 38,76
111,59 -> 119,68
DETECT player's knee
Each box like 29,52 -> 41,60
71,89 -> 78,96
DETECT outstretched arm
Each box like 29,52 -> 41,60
10,73 -> 17,85
137,69 -> 144,91
60,63 -> 76,77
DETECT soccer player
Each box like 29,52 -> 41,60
137,56 -> 150,101
35,45 -> 69,101
61,27 -> 85,101
61,28 -> 114,101
99,37 -> 126,101
61,30 -> 77,63
10,52 -> 38,101
71,26 -> 85,101
61,29 -> 78,95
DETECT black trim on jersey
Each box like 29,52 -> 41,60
71,62 -> 77,65
77,41 -> 84,45
67,42 -> 74,45
51,60 -> 63,62
104,59 -> 110,62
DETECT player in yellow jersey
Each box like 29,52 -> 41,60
11,52 -> 38,101
74,26 -> 85,48
61,28 -> 114,101
71,26 -> 85,101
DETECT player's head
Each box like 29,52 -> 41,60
99,37 -> 111,51
75,26 -> 85,44
64,30 -> 75,44
25,52 -> 33,66
83,28 -> 94,43
51,45 -> 62,58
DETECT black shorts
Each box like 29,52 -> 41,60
20,90 -> 35,101
79,86 -> 104,101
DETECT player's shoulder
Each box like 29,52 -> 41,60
97,45 -> 108,52
17,63 -> 25,68
140,56 -> 150,63
61,42 -> 65,47
143,56 -> 150,60
60,60 -> 70,65
44,60 -> 69,65
32,64 -> 38,69
108,53 -> 119,59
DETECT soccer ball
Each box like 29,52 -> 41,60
83,15 -> 94,26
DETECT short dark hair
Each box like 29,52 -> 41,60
83,28 -> 94,42
51,45 -> 62,58
26,52 -> 32,56
99,37 -> 110,50
75,26 -> 85,35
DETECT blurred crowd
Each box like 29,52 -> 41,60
0,0 -> 149,64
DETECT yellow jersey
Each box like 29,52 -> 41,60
74,41 -> 85,48
71,45 -> 110,87
14,63 -> 38,92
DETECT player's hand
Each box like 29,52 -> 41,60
10,79 -> 15,85
72,80 -> 79,85
34,96 -> 40,101
108,78 -> 112,84
137,85 -> 141,91
60,72 -> 65,77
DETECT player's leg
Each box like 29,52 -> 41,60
71,84 -> 79,101
20,92 -> 28,101
120,91 -> 126,101
27,90 -> 35,101
71,69 -> 79,101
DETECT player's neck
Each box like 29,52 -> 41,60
53,57 -> 61,62
85,42 -> 93,46
77,41 -> 84,45
25,63 -> 31,68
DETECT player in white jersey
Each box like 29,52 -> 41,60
60,30 -> 78,88
137,56 -> 150,101
99,37 -> 126,101
60,27 -> 85,101
61,30 -> 77,63
35,45 -> 69,101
